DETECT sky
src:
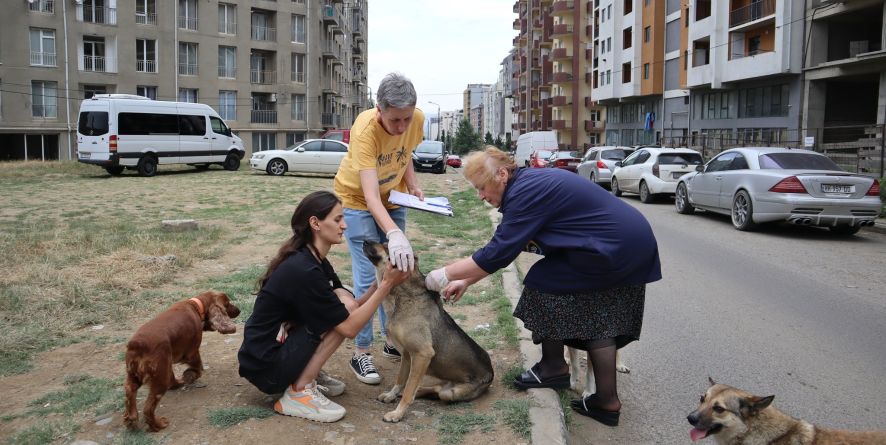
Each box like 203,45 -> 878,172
367,0 -> 517,115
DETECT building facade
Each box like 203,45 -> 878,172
0,0 -> 368,161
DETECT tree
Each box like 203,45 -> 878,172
504,133 -> 513,152
494,135 -> 503,149
485,132 -> 494,146
452,119 -> 483,155
440,129 -> 446,144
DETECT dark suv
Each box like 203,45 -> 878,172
412,140 -> 446,174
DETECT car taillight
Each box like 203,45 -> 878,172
867,179 -> 880,196
556,159 -> 567,167
109,135 -> 118,152
652,162 -> 659,177
596,160 -> 608,169
769,176 -> 807,193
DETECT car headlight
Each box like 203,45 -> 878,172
252,154 -> 264,160
434,156 -> 443,161
412,153 -> 418,160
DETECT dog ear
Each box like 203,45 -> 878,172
708,377 -> 716,387
739,395 -> 774,417
208,303 -> 237,334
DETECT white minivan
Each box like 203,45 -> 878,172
514,131 -> 558,167
77,94 -> 246,176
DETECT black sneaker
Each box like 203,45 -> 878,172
349,353 -> 381,385
382,343 -> 401,362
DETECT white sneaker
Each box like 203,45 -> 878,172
274,381 -> 346,423
317,370 -> 345,397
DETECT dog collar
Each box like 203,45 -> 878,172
188,297 -> 205,319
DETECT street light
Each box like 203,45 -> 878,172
428,101 -> 441,142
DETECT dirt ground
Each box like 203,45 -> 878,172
0,167 -> 529,445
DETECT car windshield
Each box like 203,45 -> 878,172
758,152 -> 842,171
536,150 -> 554,159
601,149 -> 633,160
415,142 -> 443,154
658,153 -> 703,165
559,151 -> 579,158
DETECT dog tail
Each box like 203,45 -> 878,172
125,339 -> 153,384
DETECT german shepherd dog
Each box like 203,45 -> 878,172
363,241 -> 494,423
687,378 -> 886,445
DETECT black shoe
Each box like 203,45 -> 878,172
571,394 -> 620,426
382,343 -> 401,362
512,362 -> 570,390
349,353 -> 381,385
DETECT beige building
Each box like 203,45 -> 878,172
0,0 -> 368,161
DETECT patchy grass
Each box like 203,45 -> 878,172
112,429 -> 158,445
5,419 -> 80,445
207,406 -> 276,428
501,364 -> 525,389
26,375 -> 122,416
437,411 -> 497,444
494,399 -> 531,440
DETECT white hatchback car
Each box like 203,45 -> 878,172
250,139 -> 348,176
611,147 -> 704,203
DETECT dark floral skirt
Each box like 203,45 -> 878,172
513,284 -> 646,350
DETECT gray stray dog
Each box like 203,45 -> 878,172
363,241 -> 494,423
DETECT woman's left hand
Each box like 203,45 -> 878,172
441,280 -> 469,303
409,186 -> 425,201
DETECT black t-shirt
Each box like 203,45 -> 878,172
238,247 -> 350,373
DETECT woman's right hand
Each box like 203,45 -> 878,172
381,261 -> 411,288
441,280 -> 469,303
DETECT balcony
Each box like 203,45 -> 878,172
252,26 -> 277,42
552,71 -> 573,83
552,95 -> 571,106
28,0 -> 54,13
178,63 -> 197,76
322,4 -> 340,26
250,70 -> 277,84
323,42 -> 341,60
585,48 -> 593,59
78,5 -> 117,25
251,110 -> 277,124
551,23 -> 573,37
136,12 -> 157,25
552,48 -> 572,60
322,113 -> 341,128
585,120 -> 603,131
551,0 -> 574,17
30,52 -> 57,67
552,119 -> 572,130
512,122 -> 526,130
83,55 -> 107,72
513,18 -> 521,30
729,0 -> 775,28
137,60 -> 157,73
177,15 -> 197,30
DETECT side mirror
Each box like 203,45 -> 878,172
297,147 -> 305,152
696,164 -> 704,172
614,161 -> 623,167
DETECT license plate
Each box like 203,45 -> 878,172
822,184 -> 853,193
79,152 -> 90,159
569,162 -> 579,166
672,172 -> 684,179
422,164 -> 432,168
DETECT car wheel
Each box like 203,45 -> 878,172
611,177 -> 623,197
266,158 -> 287,176
731,190 -> 757,231
829,225 -> 861,236
137,155 -> 158,177
639,181 -> 655,203
105,166 -> 124,176
223,153 -> 240,171
675,182 -> 695,214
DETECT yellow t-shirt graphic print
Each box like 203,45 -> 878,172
334,108 -> 425,210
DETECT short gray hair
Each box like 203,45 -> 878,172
376,73 -> 416,110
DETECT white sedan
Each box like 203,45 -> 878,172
675,147 -> 881,234
249,139 -> 348,176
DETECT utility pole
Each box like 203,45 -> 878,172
428,101 -> 441,141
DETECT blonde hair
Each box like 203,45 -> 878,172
463,146 -> 518,187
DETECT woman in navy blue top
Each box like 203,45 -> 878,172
425,147 -> 661,426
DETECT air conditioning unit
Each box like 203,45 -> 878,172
268,93 -> 277,102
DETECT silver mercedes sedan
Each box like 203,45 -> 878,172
674,147 -> 881,235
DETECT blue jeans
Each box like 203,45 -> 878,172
343,206 -> 407,350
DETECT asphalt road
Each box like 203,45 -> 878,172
572,195 -> 886,444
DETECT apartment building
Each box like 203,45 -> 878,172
463,83 -> 491,135
0,0 -> 368,161
801,0 -> 885,156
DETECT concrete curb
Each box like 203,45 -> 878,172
866,220 -> 886,235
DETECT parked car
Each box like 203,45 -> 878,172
611,147 -> 704,203
412,140 -> 446,174
576,146 -> 635,187
546,150 -> 582,172
446,154 -> 462,168
320,129 -> 350,144
674,147 -> 881,234
528,149 -> 555,168
515,131 -> 558,167
249,139 -> 348,176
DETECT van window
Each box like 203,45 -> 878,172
323,132 -> 344,141
119,113 -> 179,135
209,116 -> 231,136
179,115 -> 206,136
78,111 -> 109,136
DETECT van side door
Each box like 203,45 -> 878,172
209,116 -> 233,162
178,114 -> 209,164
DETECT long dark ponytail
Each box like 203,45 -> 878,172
257,190 -> 342,290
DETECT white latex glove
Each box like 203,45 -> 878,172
425,267 -> 449,292
385,229 -> 414,272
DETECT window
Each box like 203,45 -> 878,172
291,14 -> 305,43
78,111 -> 109,136
748,36 -> 762,56
135,0 -> 156,25
29,0 -> 54,13
606,69 -> 611,85
701,91 -> 731,119
179,115 -> 206,136
81,0 -> 115,25
83,85 -> 107,99
178,88 -> 198,103
136,86 -> 157,100
291,52 -> 305,82
252,11 -> 275,41
607,37 -> 611,53
623,0 -> 632,14
210,116 -> 232,136
178,42 -> 197,75
219,90 -> 237,120
644,26 -> 651,43
136,39 -> 156,73
218,3 -> 236,34
643,63 -> 649,79
178,0 -> 197,30
31,81 -> 57,118
695,0 -> 711,21
252,132 -> 276,151
218,46 -> 236,78
119,113 -> 178,134
623,27 -> 632,49
622,62 -> 631,83
286,132 -> 306,146
30,29 -> 57,66
82,36 -> 106,72
739,85 -> 789,118
291,94 -> 305,120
